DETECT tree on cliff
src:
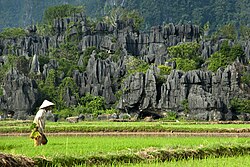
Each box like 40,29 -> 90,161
43,4 -> 84,25
103,6 -> 144,31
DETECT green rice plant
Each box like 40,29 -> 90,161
1,136 -> 250,166
0,136 -> 249,157
114,155 -> 250,167
1,120 -> 250,133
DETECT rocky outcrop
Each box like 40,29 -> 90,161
30,54 -> 40,74
244,40 -> 250,60
0,17 -> 202,61
66,114 -> 84,123
118,62 -> 248,121
0,13 -> 249,120
73,50 -> 124,104
0,68 -> 39,119
0,35 -> 50,57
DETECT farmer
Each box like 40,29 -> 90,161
31,100 -> 55,146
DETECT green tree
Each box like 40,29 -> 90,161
103,7 -> 144,31
240,25 -> 250,40
158,65 -> 172,75
38,69 -> 58,103
0,27 -> 26,39
230,98 -> 250,113
203,21 -> 210,37
58,77 -> 79,109
229,44 -> 245,61
173,58 -> 198,72
126,56 -> 149,75
168,42 -> 203,71
213,23 -> 237,40
43,4 -> 84,25
241,71 -> 250,86
207,52 -> 228,72
207,41 -> 245,72
168,42 -> 200,59
122,10 -> 144,31
77,93 -> 106,116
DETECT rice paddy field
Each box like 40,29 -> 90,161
1,120 -> 250,133
0,120 -> 250,166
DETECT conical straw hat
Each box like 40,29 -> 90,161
39,100 -> 55,109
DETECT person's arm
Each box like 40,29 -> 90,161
37,117 -> 44,134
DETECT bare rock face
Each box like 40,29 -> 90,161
117,72 -> 145,111
118,62 -> 249,121
30,54 -> 40,74
0,68 -> 39,119
0,35 -> 50,57
0,13 -> 249,121
73,50 -> 122,105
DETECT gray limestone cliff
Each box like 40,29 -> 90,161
0,13 -> 249,120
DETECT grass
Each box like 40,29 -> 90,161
1,120 -> 250,133
0,136 -> 249,158
1,121 -> 250,166
118,155 -> 250,167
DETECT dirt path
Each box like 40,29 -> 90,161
1,132 -> 250,137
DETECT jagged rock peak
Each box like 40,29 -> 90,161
30,54 -> 40,74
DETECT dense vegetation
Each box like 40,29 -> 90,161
0,135 -> 250,166
43,4 -> 84,25
1,0 -> 250,33
207,41 -> 245,72
168,42 -> 204,72
1,121 -> 250,133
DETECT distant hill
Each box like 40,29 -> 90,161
0,0 -> 250,32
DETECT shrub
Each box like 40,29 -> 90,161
72,93 -> 107,117
58,42 -> 79,61
43,5 -> 84,25
112,48 -> 122,62
0,55 -> 14,83
241,71 -> 250,86
240,25 -> 250,40
126,56 -> 149,75
207,52 -> 228,72
158,65 -> 172,75
0,87 -> 3,96
166,111 -> 177,121
167,42 -> 203,71
0,55 -> 31,82
15,56 -> 30,75
96,51 -> 110,60
38,56 -> 50,72
229,44 -> 245,61
207,41 -> 245,72
181,99 -> 189,114
230,98 -> 250,113
173,58 -> 198,72
38,69 -> 58,103
103,7 -> 144,31
213,23 -> 237,40
168,42 -> 200,59
0,27 -> 27,39
82,46 -> 97,71
55,108 -> 75,119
